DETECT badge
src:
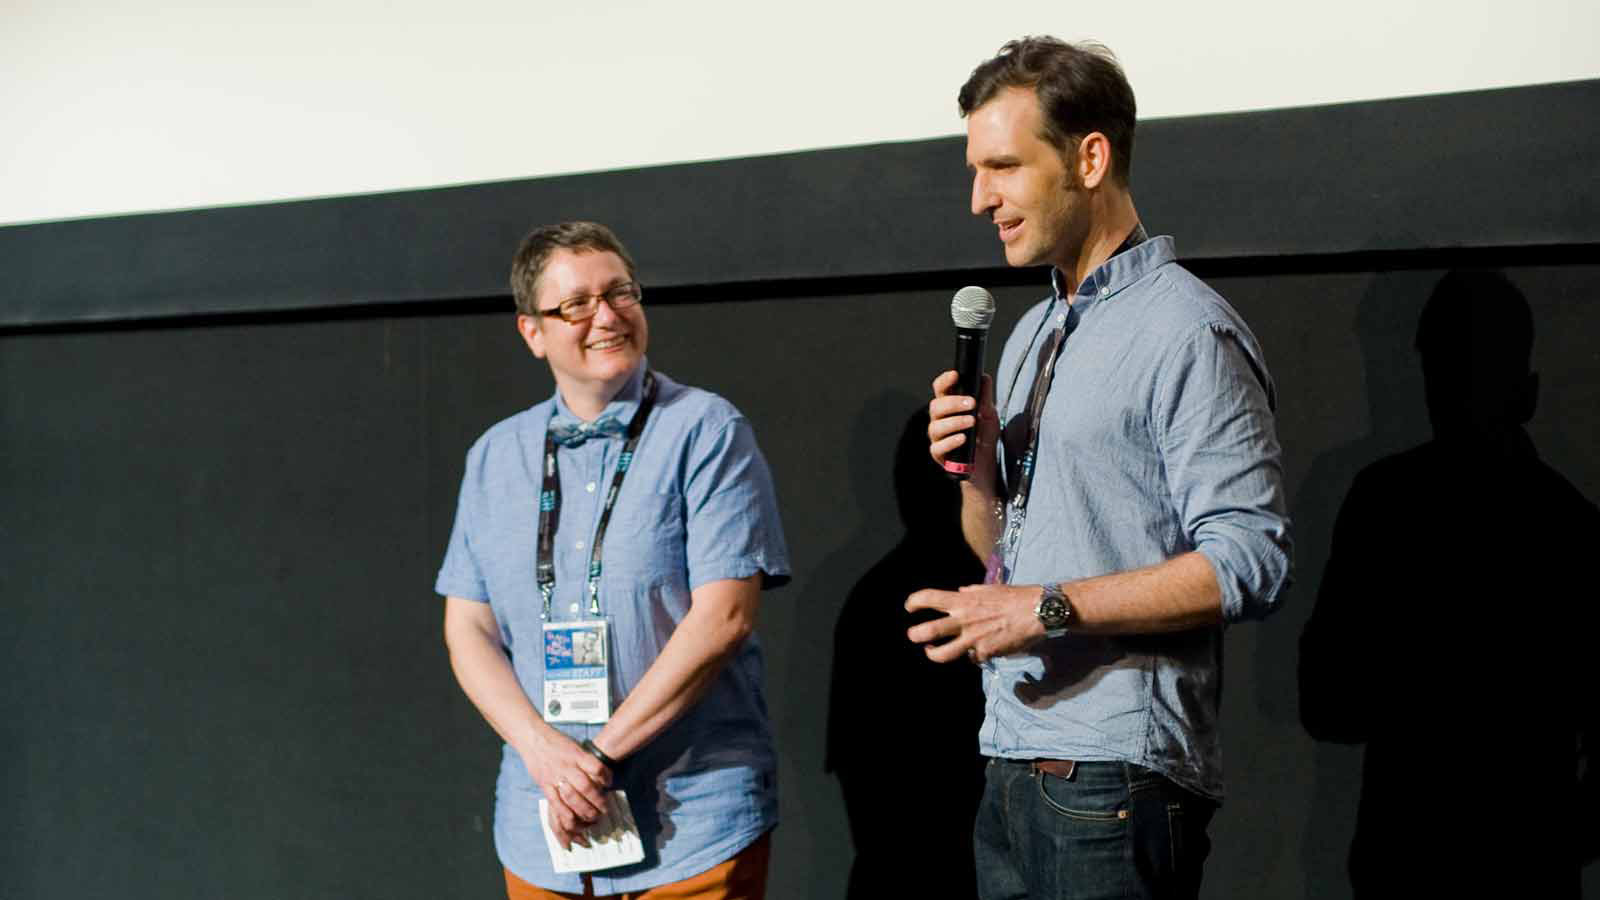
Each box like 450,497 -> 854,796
541,620 -> 611,724
984,549 -> 1008,586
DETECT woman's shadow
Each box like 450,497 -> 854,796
826,405 -> 987,900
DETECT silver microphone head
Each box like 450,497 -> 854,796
951,286 -> 996,330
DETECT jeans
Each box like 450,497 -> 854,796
974,758 -> 1217,900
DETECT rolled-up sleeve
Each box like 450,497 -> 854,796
682,414 -> 792,591
1154,323 -> 1293,623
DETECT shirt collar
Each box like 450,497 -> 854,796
549,359 -> 650,431
1051,234 -> 1177,314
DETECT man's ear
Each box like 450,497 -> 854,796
516,313 -> 547,359
1077,132 -> 1113,190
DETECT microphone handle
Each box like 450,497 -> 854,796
945,326 -> 989,478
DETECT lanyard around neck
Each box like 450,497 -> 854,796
536,371 -> 659,620
995,225 -> 1148,568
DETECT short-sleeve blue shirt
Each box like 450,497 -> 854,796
436,363 -> 790,892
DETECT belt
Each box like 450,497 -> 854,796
1029,759 -> 1078,779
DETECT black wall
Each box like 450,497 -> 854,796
4,81 -> 1598,898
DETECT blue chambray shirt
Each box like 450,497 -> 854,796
986,236 -> 1292,800
435,362 -> 790,892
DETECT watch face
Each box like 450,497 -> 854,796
1037,589 -> 1071,629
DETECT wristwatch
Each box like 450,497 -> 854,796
581,738 -> 620,770
1035,584 -> 1072,638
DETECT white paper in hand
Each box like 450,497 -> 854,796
539,790 -> 645,873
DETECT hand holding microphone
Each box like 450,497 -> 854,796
929,286 -> 999,485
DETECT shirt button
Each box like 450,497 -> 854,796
575,541 -> 585,550
585,482 -> 596,493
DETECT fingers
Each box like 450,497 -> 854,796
928,405 -> 977,440
545,791 -> 591,850
905,589 -> 966,654
929,374 -> 979,466
531,747 -> 608,826
930,371 -> 977,424
905,584 -> 1013,663
525,733 -> 619,850
929,432 -> 969,467
554,772 -> 607,823
931,370 -> 993,412
930,371 -> 1001,474
908,612 -> 978,664
925,635 -> 978,665
905,588 -> 954,614
906,612 -> 962,648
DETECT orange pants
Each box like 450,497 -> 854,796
504,832 -> 771,900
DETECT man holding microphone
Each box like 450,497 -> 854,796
911,37 -> 1292,899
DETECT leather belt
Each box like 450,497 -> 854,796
1029,759 -> 1078,780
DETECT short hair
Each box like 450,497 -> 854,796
509,221 -> 638,316
958,36 -> 1137,184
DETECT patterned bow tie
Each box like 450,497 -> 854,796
550,415 -> 628,448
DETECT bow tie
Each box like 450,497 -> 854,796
550,415 -> 628,448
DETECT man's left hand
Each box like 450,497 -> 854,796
906,584 -> 1046,664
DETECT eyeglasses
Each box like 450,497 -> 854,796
535,281 -> 643,324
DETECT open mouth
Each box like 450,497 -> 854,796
997,218 -> 1023,242
586,335 -> 629,352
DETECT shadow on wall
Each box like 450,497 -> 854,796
1299,270 -> 1600,898
1266,266 -> 1435,900
825,406 -> 987,900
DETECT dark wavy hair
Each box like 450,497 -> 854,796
958,36 -> 1137,184
509,221 -> 638,316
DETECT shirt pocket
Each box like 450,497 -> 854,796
604,488 -> 687,580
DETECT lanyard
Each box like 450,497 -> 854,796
536,371 -> 659,620
993,225 -> 1147,577
994,318 -> 1068,573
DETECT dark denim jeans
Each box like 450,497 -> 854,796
974,758 -> 1217,900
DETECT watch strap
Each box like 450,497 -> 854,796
1036,583 -> 1072,638
581,738 -> 620,770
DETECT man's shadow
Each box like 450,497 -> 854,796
826,407 -> 987,900
1299,270 -> 1600,897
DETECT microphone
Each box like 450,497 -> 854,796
943,286 -> 996,478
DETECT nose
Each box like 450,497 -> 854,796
591,293 -> 622,327
971,170 -> 996,218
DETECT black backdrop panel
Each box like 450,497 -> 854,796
3,79 -> 1598,328
4,259 -> 1598,898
